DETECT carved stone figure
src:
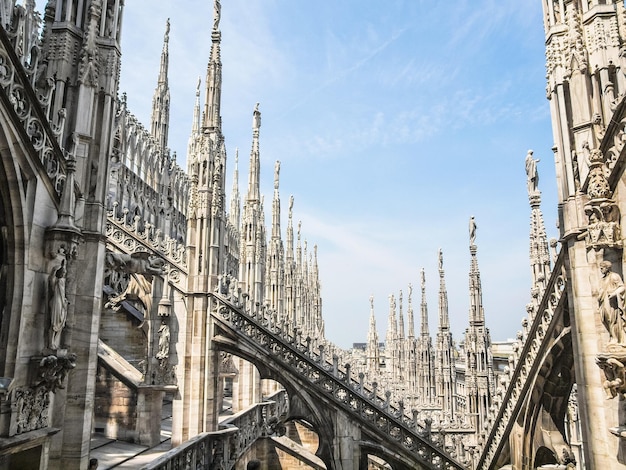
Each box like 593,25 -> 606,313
105,272 -> 154,316
36,353 -> 77,393
584,201 -> 621,249
48,257 -> 68,350
597,355 -> 626,399
274,160 -> 280,189
253,102 -> 261,130
469,216 -> 477,245
213,0 -> 221,31
155,320 -> 170,360
14,386 -> 50,434
597,261 -> 626,346
525,150 -> 540,194
105,251 -> 165,276
219,352 -> 238,375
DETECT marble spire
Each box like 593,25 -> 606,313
150,19 -> 171,151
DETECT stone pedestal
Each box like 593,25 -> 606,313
136,385 -> 176,446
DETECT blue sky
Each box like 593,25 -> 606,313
116,1 -> 557,349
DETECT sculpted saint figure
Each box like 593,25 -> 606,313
213,0 -> 221,31
525,150 -> 540,194
469,216 -> 477,245
598,260 -> 626,345
253,103 -> 261,130
274,161 -> 280,189
49,261 -> 68,350
156,320 -> 170,360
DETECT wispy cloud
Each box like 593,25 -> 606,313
116,0 -> 555,348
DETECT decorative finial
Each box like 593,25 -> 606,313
370,295 -> 374,310
165,18 -> 170,42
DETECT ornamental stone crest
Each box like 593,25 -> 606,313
583,148 -> 621,249
10,352 -> 76,436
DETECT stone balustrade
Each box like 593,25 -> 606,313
142,390 -> 288,470
211,280 -> 468,469
106,210 -> 187,286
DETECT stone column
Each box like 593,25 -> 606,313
332,411 -> 362,470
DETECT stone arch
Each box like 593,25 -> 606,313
359,440 -> 423,470
519,327 -> 575,468
0,101 -> 36,381
213,331 -> 348,469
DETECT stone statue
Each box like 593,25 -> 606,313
36,353 -> 77,392
438,248 -> 443,270
213,0 -> 221,31
253,103 -> 261,130
597,260 -> 626,345
105,251 -> 165,276
106,272 -> 154,316
104,251 -> 164,316
599,356 -> 626,398
525,150 -> 540,194
155,320 -> 170,360
369,295 -> 374,310
274,161 -> 280,190
49,258 -> 68,350
469,216 -> 477,245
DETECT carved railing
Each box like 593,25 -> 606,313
105,210 -> 187,286
0,5 -> 68,199
210,288 -> 467,470
142,390 -> 288,470
476,251 -> 567,469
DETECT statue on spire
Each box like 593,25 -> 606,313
213,0 -> 221,31
274,161 -> 280,190
164,18 -> 170,42
253,102 -> 261,130
525,149 -> 540,194
469,216 -> 477,246
438,248 -> 443,270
